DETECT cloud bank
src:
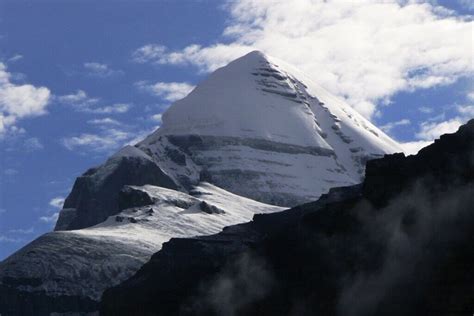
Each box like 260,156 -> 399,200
134,0 -> 472,119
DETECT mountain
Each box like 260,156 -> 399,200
101,120 -> 474,316
58,50 -> 402,231
0,183 -> 282,315
136,51 -> 401,207
0,51 -> 401,315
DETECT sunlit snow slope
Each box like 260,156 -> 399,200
0,183 -> 282,302
139,50 -> 402,206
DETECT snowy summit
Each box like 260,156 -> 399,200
140,50 -> 402,206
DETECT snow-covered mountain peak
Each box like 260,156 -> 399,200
147,50 -> 400,153
136,51 -> 402,206
151,50 -> 331,149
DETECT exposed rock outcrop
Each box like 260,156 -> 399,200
55,146 -> 178,231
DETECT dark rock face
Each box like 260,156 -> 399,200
199,201 -> 225,214
118,186 -> 156,211
55,151 -> 178,231
0,287 -> 97,316
101,120 -> 474,316
363,121 -> 474,206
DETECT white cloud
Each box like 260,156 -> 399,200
0,235 -> 23,243
136,81 -> 195,102
418,106 -> 433,114
62,129 -> 131,152
57,90 -> 99,108
38,197 -> 65,224
24,137 -> 44,151
0,63 -> 51,137
151,113 -> 162,123
380,118 -> 411,133
132,44 -> 167,63
57,90 -> 131,114
88,103 -> 131,114
457,104 -> 474,116
124,125 -> 160,147
401,97 -> 473,155
57,90 -> 90,103
83,62 -> 123,77
134,1 -> 472,119
9,227 -> 34,234
87,117 -> 121,125
416,117 -> 464,140
132,44 -> 252,74
466,90 -> 474,101
400,140 -> 432,155
7,54 -> 23,63
39,212 -> 59,223
49,196 -> 65,209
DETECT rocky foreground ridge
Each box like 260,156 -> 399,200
102,119 -> 474,316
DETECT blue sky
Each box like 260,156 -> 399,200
0,0 -> 472,260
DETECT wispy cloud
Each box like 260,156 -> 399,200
57,89 -> 99,108
457,104 -> 474,117
418,106 -> 433,114
61,128 -> 132,152
24,137 -> 44,151
416,118 -> 465,141
39,212 -> 59,223
7,54 -> 23,63
0,235 -> 24,243
9,227 -> 34,234
401,97 -> 473,154
132,44 -> 167,64
83,62 -> 123,78
88,103 -> 131,114
57,90 -> 131,114
466,89 -> 474,102
136,81 -> 195,102
124,125 -> 160,147
37,196 -> 66,225
380,119 -> 411,133
49,196 -> 65,209
87,117 -> 121,125
132,43 -> 249,74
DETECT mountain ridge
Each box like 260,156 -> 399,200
0,51 -> 403,315
101,119 -> 474,316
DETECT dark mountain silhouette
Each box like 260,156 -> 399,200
101,119 -> 474,316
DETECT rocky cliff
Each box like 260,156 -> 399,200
101,119 -> 474,316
